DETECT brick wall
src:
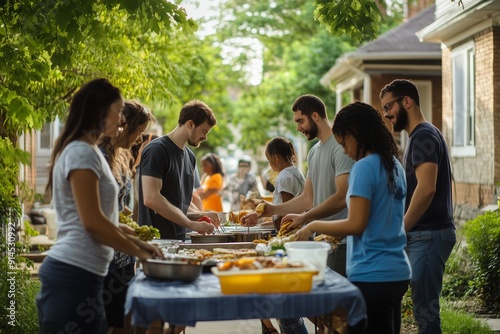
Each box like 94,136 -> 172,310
494,26 -> 500,187
442,26 -> 500,218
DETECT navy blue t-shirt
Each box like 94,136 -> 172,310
138,136 -> 195,240
404,122 -> 454,231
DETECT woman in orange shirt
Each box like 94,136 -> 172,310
197,153 -> 225,211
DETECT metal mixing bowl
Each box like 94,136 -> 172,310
142,257 -> 202,281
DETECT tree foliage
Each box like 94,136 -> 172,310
212,0 -> 405,151
0,0 -> 199,139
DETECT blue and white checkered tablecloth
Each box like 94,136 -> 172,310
125,268 -> 366,328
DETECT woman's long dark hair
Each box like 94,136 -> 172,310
46,78 -> 122,197
99,100 -> 156,185
332,101 -> 399,193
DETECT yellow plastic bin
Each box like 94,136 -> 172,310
212,266 -> 318,294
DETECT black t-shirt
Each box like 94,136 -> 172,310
404,123 -> 455,231
138,136 -> 195,240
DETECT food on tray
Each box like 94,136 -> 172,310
213,248 -> 258,258
228,210 -> 250,224
178,247 -> 258,261
216,256 -> 305,271
119,212 -> 160,241
314,234 -> 342,248
252,239 -> 268,244
239,195 -> 260,210
277,220 -> 300,237
255,202 -> 266,216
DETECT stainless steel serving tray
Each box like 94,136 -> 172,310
179,242 -> 256,251
142,255 -> 202,281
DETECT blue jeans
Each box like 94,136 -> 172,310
36,256 -> 108,334
278,318 -> 308,334
406,228 -> 456,334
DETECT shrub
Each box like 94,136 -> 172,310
0,230 -> 40,334
463,210 -> 500,314
442,241 -> 475,299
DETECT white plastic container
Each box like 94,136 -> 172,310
284,241 -> 331,281
42,208 -> 57,240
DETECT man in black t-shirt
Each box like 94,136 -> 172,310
380,80 -> 456,334
138,100 -> 220,240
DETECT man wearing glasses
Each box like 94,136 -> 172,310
380,79 -> 456,334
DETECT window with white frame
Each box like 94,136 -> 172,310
37,119 -> 63,154
451,41 -> 475,157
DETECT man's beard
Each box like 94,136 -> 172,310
304,118 -> 319,140
188,138 -> 201,147
393,103 -> 408,132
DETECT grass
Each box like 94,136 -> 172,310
441,301 -> 494,334
402,299 -> 495,334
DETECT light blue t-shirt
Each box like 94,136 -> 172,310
346,154 -> 411,282
48,141 -> 119,276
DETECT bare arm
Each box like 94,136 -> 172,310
282,173 -> 349,230
272,178 -> 314,215
70,170 -> 162,260
142,175 -> 214,234
296,196 -> 370,240
404,162 -> 437,232
302,173 -> 349,222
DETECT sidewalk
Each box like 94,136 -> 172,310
484,318 -> 500,332
152,319 -> 319,334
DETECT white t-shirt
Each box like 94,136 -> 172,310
48,141 -> 119,276
273,166 -> 305,205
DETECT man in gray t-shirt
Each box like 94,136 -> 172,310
243,94 -> 354,276
242,94 -> 354,334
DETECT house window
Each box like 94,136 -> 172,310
451,41 -> 475,157
37,119 -> 63,154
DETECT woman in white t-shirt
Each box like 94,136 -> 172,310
36,78 -> 162,334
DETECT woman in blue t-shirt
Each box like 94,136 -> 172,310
295,101 -> 411,334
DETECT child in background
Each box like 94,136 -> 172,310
197,153 -> 225,211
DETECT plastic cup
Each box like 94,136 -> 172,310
284,241 -> 331,281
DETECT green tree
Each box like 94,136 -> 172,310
0,2 -> 235,329
212,0 -> 404,150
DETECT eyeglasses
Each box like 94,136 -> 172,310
383,97 -> 404,113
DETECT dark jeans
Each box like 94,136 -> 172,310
103,262 -> 135,328
407,228 -> 456,334
278,317 -> 308,334
327,243 -> 347,277
348,280 -> 410,334
36,256 -> 107,334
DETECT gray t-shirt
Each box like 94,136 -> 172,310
48,141 -> 119,276
307,135 -> 354,220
